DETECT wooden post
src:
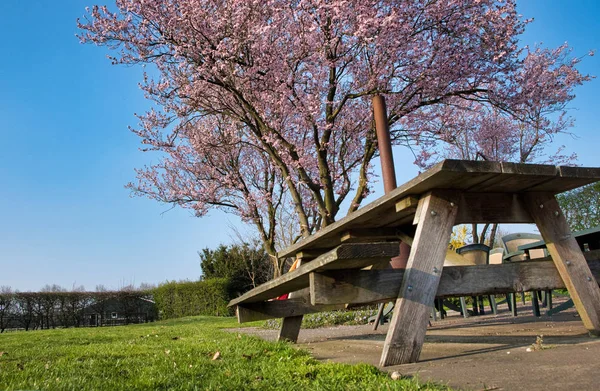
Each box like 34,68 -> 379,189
524,193 -> 600,335
380,191 -> 458,366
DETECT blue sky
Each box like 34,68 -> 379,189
0,1 -> 598,291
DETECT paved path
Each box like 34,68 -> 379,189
235,300 -> 600,390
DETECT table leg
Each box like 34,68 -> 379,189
532,291 -> 540,317
380,191 -> 458,366
525,193 -> 600,335
460,297 -> 469,318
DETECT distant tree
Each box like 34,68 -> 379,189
199,243 -> 272,295
13,293 -> 36,331
412,48 -> 584,247
38,285 -> 66,329
557,182 -> 600,232
0,286 -> 14,333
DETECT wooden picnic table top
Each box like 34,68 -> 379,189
279,160 -> 600,259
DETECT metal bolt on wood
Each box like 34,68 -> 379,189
588,277 -> 593,281
566,260 -> 572,266
407,285 -> 413,292
431,211 -> 437,216
539,204 -> 544,209
433,267 -> 439,274
554,211 -> 560,216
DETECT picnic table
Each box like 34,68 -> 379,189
228,159 -> 600,366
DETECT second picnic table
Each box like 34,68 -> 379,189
229,159 -> 600,366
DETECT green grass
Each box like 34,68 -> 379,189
0,316 -> 451,391
264,308 -> 377,329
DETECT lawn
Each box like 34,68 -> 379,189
0,316 -> 451,390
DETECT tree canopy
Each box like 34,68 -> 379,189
557,182 -> 600,233
199,243 -> 272,294
78,1 -> 590,265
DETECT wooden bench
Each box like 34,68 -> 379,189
229,159 -> 600,366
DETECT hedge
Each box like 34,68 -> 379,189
152,278 -> 233,319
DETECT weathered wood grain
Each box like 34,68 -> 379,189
237,298 -> 345,323
470,162 -> 557,193
524,193 -> 600,335
228,242 -> 400,307
395,196 -> 420,213
380,191 -> 459,366
278,315 -> 303,342
454,193 -> 533,224
310,252 -> 600,305
340,228 -> 401,243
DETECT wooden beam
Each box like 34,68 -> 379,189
310,252 -> 600,305
524,193 -> 600,336
229,242 -> 401,307
237,299 -> 345,323
454,193 -> 533,224
340,228 -> 400,243
295,250 -> 325,260
395,196 -> 419,213
381,191 -> 459,366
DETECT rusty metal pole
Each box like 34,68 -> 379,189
372,95 -> 397,193
371,95 -> 411,330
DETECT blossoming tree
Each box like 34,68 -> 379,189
78,0 -> 589,276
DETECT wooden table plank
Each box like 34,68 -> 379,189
467,162 -> 558,192
228,242 -> 400,307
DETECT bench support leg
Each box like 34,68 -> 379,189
525,193 -> 600,335
278,315 -> 303,342
380,191 -> 458,366
277,260 -> 306,343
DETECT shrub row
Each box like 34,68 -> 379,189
152,278 -> 233,319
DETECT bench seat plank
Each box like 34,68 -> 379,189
228,242 -> 400,307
